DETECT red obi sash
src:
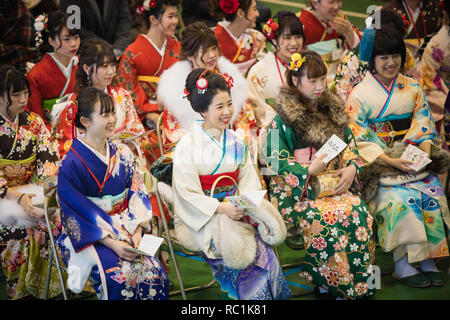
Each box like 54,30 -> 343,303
198,169 -> 239,194
109,198 -> 128,216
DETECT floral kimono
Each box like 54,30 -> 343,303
334,47 -> 416,103
415,25 -> 450,124
0,111 -> 61,299
56,139 -> 169,300
51,85 -> 146,158
26,53 -> 78,127
346,72 -> 450,264
172,122 -> 291,300
266,88 -> 376,300
214,21 -> 266,74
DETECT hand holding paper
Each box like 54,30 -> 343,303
314,134 -> 348,164
400,144 -> 432,172
124,234 -> 164,257
226,190 -> 267,209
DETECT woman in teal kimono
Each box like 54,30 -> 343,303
266,51 -> 375,300
346,25 -> 450,288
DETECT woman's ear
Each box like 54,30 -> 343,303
79,116 -> 90,129
292,76 -> 299,88
149,14 -> 159,26
82,64 -> 91,77
48,36 -> 57,50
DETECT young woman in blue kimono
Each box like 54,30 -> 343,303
56,87 -> 169,300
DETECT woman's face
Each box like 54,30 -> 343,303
0,87 -> 29,117
83,99 -> 117,139
374,53 -> 402,83
49,26 -> 80,59
275,31 -> 304,63
294,73 -> 327,101
242,0 -> 259,29
86,57 -> 117,90
189,45 -> 220,70
312,0 -> 342,20
156,5 -> 179,37
201,90 -> 234,131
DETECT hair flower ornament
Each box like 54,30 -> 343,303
196,70 -> 210,94
289,53 -> 306,71
34,14 -> 48,47
263,18 -> 279,40
221,73 -> 234,89
137,0 -> 157,14
219,0 -> 240,15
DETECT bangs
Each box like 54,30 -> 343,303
67,27 -> 80,37
305,56 -> 327,79
10,72 -> 30,94
279,16 -> 304,37
98,93 -> 115,115
95,44 -> 116,67
372,31 -> 404,57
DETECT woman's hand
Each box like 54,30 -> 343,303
112,240 -> 139,261
18,193 -> 43,219
217,202 -> 245,221
332,164 -> 357,194
131,226 -> 143,248
380,154 -> 416,174
307,153 -> 328,176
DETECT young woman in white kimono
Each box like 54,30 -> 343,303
157,21 -> 248,149
346,25 -> 450,288
246,11 -> 304,129
172,68 -> 291,300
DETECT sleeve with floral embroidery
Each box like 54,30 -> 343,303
33,113 -> 59,181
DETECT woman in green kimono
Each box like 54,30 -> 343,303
265,51 -> 375,300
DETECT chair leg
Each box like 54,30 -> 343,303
44,200 -> 67,300
155,184 -> 187,300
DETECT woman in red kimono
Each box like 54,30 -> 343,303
116,0 -> 181,129
26,11 -> 80,127
209,0 -> 266,74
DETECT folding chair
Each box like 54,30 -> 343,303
42,176 -> 68,300
153,113 -> 217,299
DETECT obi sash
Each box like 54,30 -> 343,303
294,147 -> 317,164
0,154 -> 36,186
87,189 -> 128,216
369,115 -> 412,147
199,169 -> 239,200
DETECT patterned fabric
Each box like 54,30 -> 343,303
0,111 -> 61,299
57,139 -> 169,300
0,0 -> 41,72
266,115 -> 375,300
346,71 -> 450,263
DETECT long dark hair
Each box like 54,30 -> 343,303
74,87 -> 115,131
0,65 -> 30,117
185,68 -> 230,113
37,10 -> 80,54
75,38 -> 117,92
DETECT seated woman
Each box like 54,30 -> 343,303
297,0 -> 362,81
334,8 -> 416,103
209,0 -> 266,74
172,68 -> 291,300
246,10 -> 304,129
266,51 -> 376,300
26,10 -> 80,127
157,21 -> 249,149
52,38 -> 145,159
56,87 -> 169,300
346,26 -> 450,288
0,65 -> 62,299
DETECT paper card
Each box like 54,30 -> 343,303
226,190 -> 267,209
314,134 -> 348,164
400,144 -> 432,172
125,234 -> 164,257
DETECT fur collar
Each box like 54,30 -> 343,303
274,87 -> 349,150
157,56 -> 248,130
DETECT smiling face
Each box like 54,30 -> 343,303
155,5 -> 179,37
312,0 -> 342,21
244,0 -> 259,29
189,45 -> 220,70
374,53 -> 402,84
200,90 -> 233,131
275,31 -> 304,63
82,99 -> 117,139
84,57 -> 117,90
